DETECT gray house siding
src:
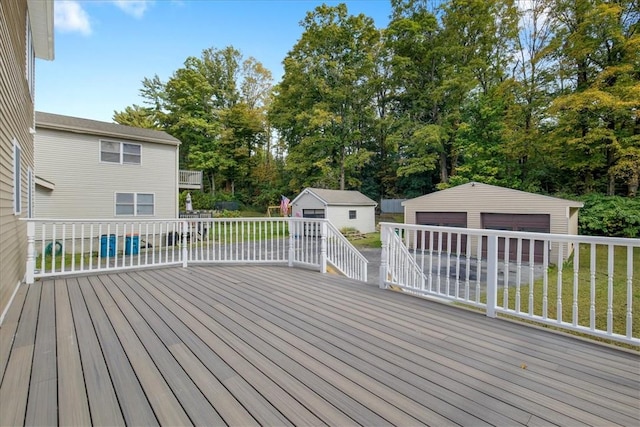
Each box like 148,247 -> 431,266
35,127 -> 179,219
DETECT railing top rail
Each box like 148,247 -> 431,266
379,222 -> 640,246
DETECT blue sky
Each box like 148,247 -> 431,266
36,0 -> 392,123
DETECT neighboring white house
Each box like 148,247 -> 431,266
291,188 -> 378,234
35,112 -> 181,219
0,1 -> 54,321
402,182 -> 584,261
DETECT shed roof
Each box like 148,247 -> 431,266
293,188 -> 377,207
402,182 -> 583,208
36,112 -> 181,146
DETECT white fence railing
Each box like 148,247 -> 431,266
379,223 -> 640,346
178,170 -> 203,189
325,221 -> 368,282
25,217 -> 367,283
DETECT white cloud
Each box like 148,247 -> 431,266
112,1 -> 153,19
55,0 -> 91,35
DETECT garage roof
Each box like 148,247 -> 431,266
402,182 -> 584,208
36,112 -> 181,146
293,188 -> 378,207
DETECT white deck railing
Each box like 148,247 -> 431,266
379,223 -> 640,346
25,217 -> 367,283
178,170 -> 203,189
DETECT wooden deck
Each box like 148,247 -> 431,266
1,265 -> 638,426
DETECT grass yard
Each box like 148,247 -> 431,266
347,232 -> 382,248
207,220 -> 289,241
499,244 -> 639,342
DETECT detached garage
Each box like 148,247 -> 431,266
402,182 -> 583,261
291,188 -> 378,234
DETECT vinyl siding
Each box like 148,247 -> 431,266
292,193 -> 376,233
325,205 -> 376,234
0,0 -> 33,316
403,183 -> 583,261
292,193 -> 325,217
35,128 -> 178,219
404,183 -> 581,235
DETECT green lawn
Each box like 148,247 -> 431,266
207,220 -> 289,241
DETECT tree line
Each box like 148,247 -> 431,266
114,0 -> 639,208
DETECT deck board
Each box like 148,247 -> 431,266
54,278 -> 92,426
0,282 -> 40,426
82,275 -> 158,426
1,265 -> 639,426
67,276 -> 124,426
89,274 -> 192,427
25,281 -> 57,426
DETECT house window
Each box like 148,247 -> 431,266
26,13 -> 35,99
101,141 -> 141,165
349,210 -> 357,219
115,193 -> 154,216
13,139 -> 22,214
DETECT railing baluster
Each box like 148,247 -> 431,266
626,245 -> 634,339
503,237 -> 510,309
557,242 -> 564,323
528,239 -> 535,316
572,241 -> 580,327
590,243 -> 596,331
607,244 -> 614,335
516,238 -> 522,312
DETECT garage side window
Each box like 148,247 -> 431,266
101,140 -> 141,165
349,210 -> 357,219
115,193 -> 154,216
13,139 -> 22,215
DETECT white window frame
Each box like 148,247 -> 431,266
26,12 -> 35,100
100,140 -> 142,165
115,192 -> 155,216
13,139 -> 22,215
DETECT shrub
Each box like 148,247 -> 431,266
578,194 -> 640,238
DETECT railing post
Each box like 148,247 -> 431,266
379,226 -> 388,289
288,219 -> 294,267
486,234 -> 498,318
320,221 -> 327,274
26,221 -> 35,284
181,221 -> 188,268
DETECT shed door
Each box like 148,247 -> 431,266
481,213 -> 550,263
415,212 -> 467,253
302,209 -> 325,219
302,209 -> 324,237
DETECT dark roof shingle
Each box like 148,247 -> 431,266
36,111 -> 180,146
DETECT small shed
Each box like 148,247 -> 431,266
291,188 -> 378,234
402,182 -> 584,261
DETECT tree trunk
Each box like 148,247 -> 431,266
629,170 -> 639,197
439,151 -> 449,184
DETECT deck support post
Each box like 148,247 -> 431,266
379,226 -> 388,289
181,221 -> 188,268
486,234 -> 498,318
288,219 -> 294,267
26,221 -> 35,284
